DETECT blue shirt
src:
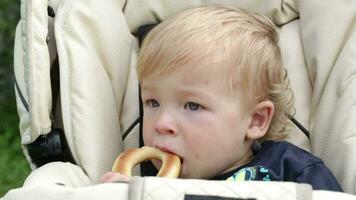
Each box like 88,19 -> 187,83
212,141 -> 342,191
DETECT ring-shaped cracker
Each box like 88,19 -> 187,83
112,147 -> 181,178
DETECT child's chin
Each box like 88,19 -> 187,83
178,163 -> 192,179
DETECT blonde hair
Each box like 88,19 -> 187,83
138,6 -> 295,140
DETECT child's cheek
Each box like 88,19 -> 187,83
184,110 -> 215,123
142,124 -> 153,146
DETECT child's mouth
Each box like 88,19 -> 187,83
179,157 -> 183,164
154,146 -> 184,175
156,146 -> 174,154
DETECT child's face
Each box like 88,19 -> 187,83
141,67 -> 255,179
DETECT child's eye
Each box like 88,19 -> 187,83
184,102 -> 202,111
146,99 -> 160,108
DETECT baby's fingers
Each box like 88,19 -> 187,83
100,172 -> 130,183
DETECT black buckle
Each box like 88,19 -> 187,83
26,128 -> 75,168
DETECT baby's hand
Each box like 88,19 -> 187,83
100,172 -> 130,183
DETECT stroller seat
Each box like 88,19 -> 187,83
3,0 -> 356,199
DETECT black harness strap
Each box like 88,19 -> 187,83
287,114 -> 310,138
122,117 -> 141,141
14,77 -> 29,112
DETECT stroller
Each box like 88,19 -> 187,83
3,0 -> 356,199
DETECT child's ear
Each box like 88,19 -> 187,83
246,101 -> 275,140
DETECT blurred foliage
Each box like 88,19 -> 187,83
0,0 -> 31,197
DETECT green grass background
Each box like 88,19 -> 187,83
0,0 -> 31,197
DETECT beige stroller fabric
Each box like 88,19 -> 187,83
128,177 -> 313,200
4,176 -> 356,200
6,0 -> 356,199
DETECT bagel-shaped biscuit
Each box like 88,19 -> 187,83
112,146 -> 181,178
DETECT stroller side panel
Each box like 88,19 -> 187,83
14,22 -> 34,169
13,0 -> 54,169
14,0 -> 141,182
298,0 -> 356,193
54,0 -> 140,182
15,0 -> 52,144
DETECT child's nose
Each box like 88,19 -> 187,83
154,113 -> 177,135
